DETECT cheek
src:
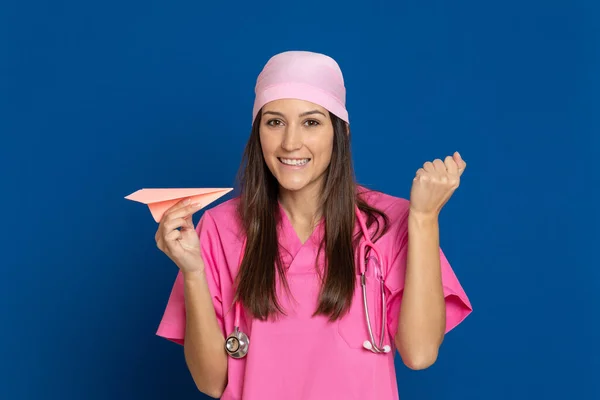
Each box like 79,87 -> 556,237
311,136 -> 334,165
259,131 -> 276,157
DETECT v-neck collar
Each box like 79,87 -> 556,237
277,201 -> 325,259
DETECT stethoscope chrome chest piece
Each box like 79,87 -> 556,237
225,205 -> 390,358
225,326 -> 249,359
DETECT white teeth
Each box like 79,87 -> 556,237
280,158 -> 309,166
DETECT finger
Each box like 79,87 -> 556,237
453,151 -> 467,175
444,156 -> 458,175
183,213 -> 195,230
157,205 -> 198,245
166,202 -> 205,221
164,228 -> 182,242
423,161 -> 435,172
163,197 -> 195,217
432,159 -> 446,173
163,217 -> 187,233
453,151 -> 463,164
414,168 -> 425,180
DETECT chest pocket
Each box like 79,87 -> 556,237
337,255 -> 384,349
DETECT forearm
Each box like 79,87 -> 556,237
395,211 -> 446,370
182,268 -> 228,398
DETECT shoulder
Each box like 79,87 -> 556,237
356,186 -> 411,258
357,185 -> 410,221
203,196 -> 240,222
357,185 -> 411,247
197,196 -> 244,238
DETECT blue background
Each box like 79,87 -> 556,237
1,0 -> 598,399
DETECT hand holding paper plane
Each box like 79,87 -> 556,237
124,188 -> 233,222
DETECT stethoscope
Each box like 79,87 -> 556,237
224,206 -> 391,359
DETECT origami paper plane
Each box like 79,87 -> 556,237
125,188 -> 233,222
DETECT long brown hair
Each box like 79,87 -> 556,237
234,109 -> 389,322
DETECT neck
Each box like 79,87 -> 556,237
278,182 -> 323,227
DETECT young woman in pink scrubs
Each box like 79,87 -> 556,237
154,51 -> 472,399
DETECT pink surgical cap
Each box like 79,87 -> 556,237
252,50 -> 349,124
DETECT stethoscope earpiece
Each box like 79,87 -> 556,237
363,340 -> 391,353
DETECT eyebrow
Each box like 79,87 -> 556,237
263,110 -> 326,118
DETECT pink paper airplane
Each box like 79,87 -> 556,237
125,188 -> 233,222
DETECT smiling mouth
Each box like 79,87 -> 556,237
278,158 -> 311,166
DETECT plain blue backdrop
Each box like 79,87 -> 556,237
1,0 -> 598,399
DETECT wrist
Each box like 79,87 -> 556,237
408,209 -> 439,225
181,265 -> 206,279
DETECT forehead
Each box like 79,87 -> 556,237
262,98 -> 328,115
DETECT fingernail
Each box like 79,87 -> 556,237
183,198 -> 191,205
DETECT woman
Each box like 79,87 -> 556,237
154,50 -> 472,400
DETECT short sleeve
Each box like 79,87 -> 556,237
155,211 -> 226,345
383,213 -> 473,341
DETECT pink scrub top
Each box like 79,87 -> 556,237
156,188 -> 472,400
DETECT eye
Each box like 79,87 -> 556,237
304,119 -> 320,127
266,119 -> 284,127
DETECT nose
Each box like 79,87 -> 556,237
281,124 -> 303,152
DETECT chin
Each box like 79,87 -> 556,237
269,162 -> 326,194
277,179 -> 310,192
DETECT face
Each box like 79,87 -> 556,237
259,98 -> 334,195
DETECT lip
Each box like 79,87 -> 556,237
278,157 -> 311,170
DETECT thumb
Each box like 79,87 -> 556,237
183,214 -> 195,230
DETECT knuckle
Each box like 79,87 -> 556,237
164,218 -> 178,231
